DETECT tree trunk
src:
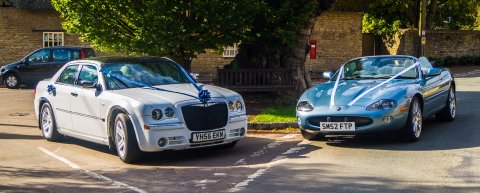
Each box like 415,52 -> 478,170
426,0 -> 438,29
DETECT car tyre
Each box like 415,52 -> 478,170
402,97 -> 423,142
40,102 -> 63,141
4,73 -> 20,89
301,129 -> 325,141
436,87 -> 456,122
114,113 -> 142,163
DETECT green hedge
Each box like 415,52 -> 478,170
429,56 -> 480,67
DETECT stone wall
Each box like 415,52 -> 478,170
0,7 -> 83,66
191,11 -> 364,79
191,51 -> 233,80
307,11 -> 364,72
380,29 -> 480,57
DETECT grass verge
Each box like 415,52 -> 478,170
249,105 -> 296,123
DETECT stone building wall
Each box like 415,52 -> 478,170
307,11 -> 364,72
191,11 -> 365,78
380,29 -> 480,57
0,7 -> 83,66
191,51 -> 233,80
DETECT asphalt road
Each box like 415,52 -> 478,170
0,75 -> 479,193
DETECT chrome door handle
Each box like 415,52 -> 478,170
71,92 -> 78,97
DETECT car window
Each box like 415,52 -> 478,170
338,57 -> 418,80
57,65 -> 79,85
28,50 -> 50,64
76,65 -> 98,85
52,49 -> 81,62
82,48 -> 96,58
419,57 -> 433,75
103,61 -> 189,90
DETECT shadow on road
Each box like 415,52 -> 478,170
243,163 -> 480,193
0,132 -> 43,140
56,134 -> 319,167
320,91 -> 480,151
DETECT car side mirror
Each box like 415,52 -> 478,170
80,80 -> 97,88
323,71 -> 334,80
21,59 -> 28,65
190,72 -> 199,81
426,68 -> 442,77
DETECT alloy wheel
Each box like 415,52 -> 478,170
6,75 -> 18,88
115,120 -> 127,158
41,106 -> 53,138
449,89 -> 456,118
412,101 -> 422,138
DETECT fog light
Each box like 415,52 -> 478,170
297,117 -> 302,125
240,127 -> 246,136
158,137 -> 167,147
383,116 -> 393,123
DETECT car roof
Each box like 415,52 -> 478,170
84,56 -> 171,64
41,46 -> 93,50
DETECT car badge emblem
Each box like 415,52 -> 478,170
336,107 -> 341,111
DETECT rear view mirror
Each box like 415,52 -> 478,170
190,72 -> 199,81
426,68 -> 442,77
323,71 -> 334,79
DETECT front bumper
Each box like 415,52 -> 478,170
297,105 -> 409,136
130,115 -> 248,152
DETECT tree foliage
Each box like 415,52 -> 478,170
363,0 -> 479,36
233,0 -> 320,69
51,0 -> 257,70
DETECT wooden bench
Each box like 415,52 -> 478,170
215,68 -> 296,92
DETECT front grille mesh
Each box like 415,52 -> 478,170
181,102 -> 228,131
307,116 -> 373,127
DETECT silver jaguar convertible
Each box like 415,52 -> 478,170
296,56 -> 456,141
34,57 -> 247,163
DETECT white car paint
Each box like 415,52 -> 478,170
34,60 -> 247,152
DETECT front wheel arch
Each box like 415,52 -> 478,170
107,106 -> 133,150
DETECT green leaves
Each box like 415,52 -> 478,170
52,0 -> 257,65
363,0 -> 479,36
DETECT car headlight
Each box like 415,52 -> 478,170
235,100 -> 244,112
228,101 -> 235,111
151,109 -> 163,120
228,100 -> 244,112
366,99 -> 397,110
164,107 -> 175,117
297,101 -> 314,112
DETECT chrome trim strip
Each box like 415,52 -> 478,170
55,108 -> 104,121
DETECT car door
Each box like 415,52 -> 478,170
17,49 -> 52,84
52,64 -> 80,131
70,64 -> 104,139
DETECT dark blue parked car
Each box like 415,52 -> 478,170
0,46 -> 95,88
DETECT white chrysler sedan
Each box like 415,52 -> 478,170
34,57 -> 247,163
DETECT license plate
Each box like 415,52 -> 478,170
191,130 -> 225,142
320,122 -> 355,131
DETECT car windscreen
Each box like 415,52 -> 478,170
336,57 -> 418,80
102,61 -> 190,90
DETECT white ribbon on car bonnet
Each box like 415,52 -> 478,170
329,61 -> 420,108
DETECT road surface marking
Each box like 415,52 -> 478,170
234,134 -> 298,166
228,141 -> 306,192
38,147 -> 147,193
